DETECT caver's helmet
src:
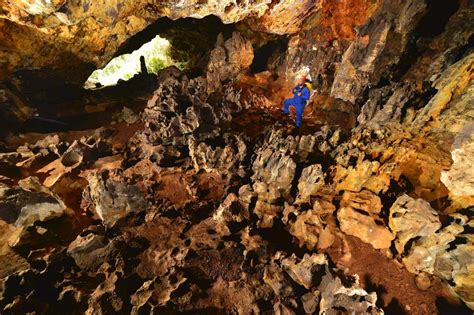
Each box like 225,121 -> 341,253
296,66 -> 312,82
296,73 -> 306,80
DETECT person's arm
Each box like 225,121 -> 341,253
302,87 -> 310,102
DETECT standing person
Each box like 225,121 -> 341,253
282,74 -> 311,128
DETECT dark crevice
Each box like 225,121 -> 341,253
250,38 -> 289,73
114,15 -> 235,69
392,0 -> 461,80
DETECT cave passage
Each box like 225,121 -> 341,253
84,16 -> 236,89
250,38 -> 289,73
84,35 -> 177,89
0,1 -> 473,314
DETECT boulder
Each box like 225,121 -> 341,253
403,211 -> 474,309
337,207 -> 394,249
288,208 -> 334,251
389,194 -> 441,254
441,131 -> 474,198
82,170 -> 148,227
295,164 -> 325,204
340,190 -> 382,215
0,177 -> 69,247
318,266 -> 383,314
281,253 -> 327,289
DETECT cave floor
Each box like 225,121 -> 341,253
2,100 -> 468,314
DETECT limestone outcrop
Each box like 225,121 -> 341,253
0,0 -> 473,313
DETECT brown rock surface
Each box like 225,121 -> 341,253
389,194 -> 441,254
0,1 -> 473,313
337,206 -> 394,249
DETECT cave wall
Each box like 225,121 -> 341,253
0,0 -> 317,84
0,1 -> 474,313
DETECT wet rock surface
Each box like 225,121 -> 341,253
1,1 -> 474,314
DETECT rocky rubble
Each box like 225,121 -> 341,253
0,177 -> 71,248
1,0 -> 474,313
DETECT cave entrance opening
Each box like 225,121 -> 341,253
83,16 -> 235,90
83,35 -> 178,89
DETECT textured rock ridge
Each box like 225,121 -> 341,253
0,0 -> 473,313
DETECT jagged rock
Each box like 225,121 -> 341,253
340,190 -> 382,214
12,136 -> 61,170
130,279 -> 154,312
139,69 -> 211,147
277,252 -> 383,314
119,107 -> 139,125
67,231 -> 109,271
213,193 -> 249,224
85,270 -> 123,314
389,194 -> 441,254
288,208 -> 321,250
207,32 -> 254,92
318,266 -> 383,314
331,0 -> 427,103
136,67 -> 246,162
301,291 -> 320,314
0,177 -> 69,247
334,160 -> 390,194
298,134 -> 320,161
295,164 -> 325,204
337,207 -> 394,249
251,131 -> 301,203
238,184 -> 256,204
288,207 -> 334,251
357,83 -> 416,125
403,215 -> 465,275
312,201 -> 336,217
37,130 -> 114,187
188,133 -> 247,176
0,152 -> 22,166
441,131 -> 474,198
273,301 -> 295,315
253,200 -> 282,228
403,211 -> 474,309
252,155 -> 296,203
135,271 -> 186,307
414,53 -> 474,132
263,262 -> 295,297
281,253 -> 327,289
82,169 -> 148,227
38,140 -> 86,187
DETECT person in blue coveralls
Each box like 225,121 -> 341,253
282,74 -> 311,128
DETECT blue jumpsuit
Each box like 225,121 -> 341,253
283,84 -> 310,128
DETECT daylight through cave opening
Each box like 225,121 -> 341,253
83,35 -> 177,89
84,16 -> 236,89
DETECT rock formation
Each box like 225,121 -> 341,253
0,0 -> 473,313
